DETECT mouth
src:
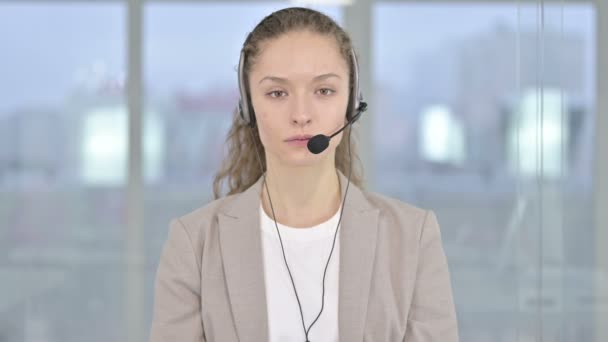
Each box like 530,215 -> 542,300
285,135 -> 313,142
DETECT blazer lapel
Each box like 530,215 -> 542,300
337,172 -> 380,342
218,176 -> 269,342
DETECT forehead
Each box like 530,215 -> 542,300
251,30 -> 349,79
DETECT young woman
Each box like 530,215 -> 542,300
150,7 -> 458,342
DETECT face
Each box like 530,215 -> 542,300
248,30 -> 350,169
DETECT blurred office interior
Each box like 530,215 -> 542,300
0,0 -> 606,341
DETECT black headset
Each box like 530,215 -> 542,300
238,44 -> 367,342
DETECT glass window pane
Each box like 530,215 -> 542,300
0,4 -> 126,342
373,2 -> 596,341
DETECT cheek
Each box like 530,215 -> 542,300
333,96 -> 350,126
256,122 -> 271,148
253,105 -> 287,141
333,107 -> 349,129
251,96 -> 276,126
255,115 -> 281,150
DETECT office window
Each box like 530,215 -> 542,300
373,3 -> 596,341
0,3 -> 127,342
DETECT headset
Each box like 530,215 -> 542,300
237,44 -> 368,342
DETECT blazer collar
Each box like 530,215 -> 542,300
218,170 -> 379,342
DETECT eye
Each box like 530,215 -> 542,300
317,88 -> 335,96
267,90 -> 287,98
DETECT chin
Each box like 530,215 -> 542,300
280,156 -> 322,168
285,149 -> 338,168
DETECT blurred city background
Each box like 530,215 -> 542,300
0,0 -> 606,341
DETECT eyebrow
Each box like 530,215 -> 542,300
258,73 -> 342,84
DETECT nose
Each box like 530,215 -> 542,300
290,95 -> 312,127
292,115 -> 312,127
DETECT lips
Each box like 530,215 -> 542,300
286,134 -> 313,142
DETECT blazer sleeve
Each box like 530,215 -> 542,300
404,210 -> 459,342
149,218 -> 205,342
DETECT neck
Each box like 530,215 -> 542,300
261,161 -> 341,229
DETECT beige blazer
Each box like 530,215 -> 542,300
150,171 -> 459,342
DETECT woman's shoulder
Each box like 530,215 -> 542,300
168,187 -> 436,240
363,189 -> 427,215
168,192 -> 242,238
361,189 -> 434,232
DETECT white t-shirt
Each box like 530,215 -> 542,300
260,204 -> 341,342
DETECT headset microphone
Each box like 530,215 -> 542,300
307,102 -> 367,154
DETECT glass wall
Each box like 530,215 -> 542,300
372,2 -> 597,341
0,3 -> 127,341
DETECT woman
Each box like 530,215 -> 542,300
150,7 -> 458,342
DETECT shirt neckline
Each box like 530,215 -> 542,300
259,204 -> 342,241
